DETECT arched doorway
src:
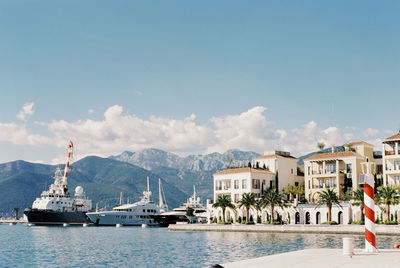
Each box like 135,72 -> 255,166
316,212 -> 321,224
305,212 -> 310,224
338,211 -> 343,224
295,212 -> 300,224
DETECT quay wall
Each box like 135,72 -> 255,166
168,223 -> 400,235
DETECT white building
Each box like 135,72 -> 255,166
213,167 -> 275,203
252,150 -> 304,191
382,132 -> 400,185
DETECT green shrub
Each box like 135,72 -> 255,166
350,220 -> 364,225
377,220 -> 397,225
265,221 -> 280,225
246,221 -> 255,225
257,215 -> 262,224
322,221 -> 338,225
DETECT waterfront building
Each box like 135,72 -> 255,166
304,142 -> 375,202
382,132 -> 400,186
211,151 -> 304,222
252,151 -> 304,191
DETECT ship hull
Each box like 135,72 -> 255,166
24,209 -> 91,225
151,214 -> 189,227
86,212 -> 159,226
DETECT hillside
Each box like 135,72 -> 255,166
0,157 -> 187,215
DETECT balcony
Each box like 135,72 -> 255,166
385,150 -> 400,156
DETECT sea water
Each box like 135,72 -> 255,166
1,224 -> 400,267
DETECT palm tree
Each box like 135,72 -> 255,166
343,143 -> 354,152
294,185 -> 305,201
238,192 -> 256,223
13,207 -> 19,220
262,189 -> 285,223
351,188 -> 365,222
212,195 -> 235,223
376,186 -> 399,222
317,142 -> 325,152
282,184 -> 295,201
254,198 -> 264,223
316,189 -> 342,222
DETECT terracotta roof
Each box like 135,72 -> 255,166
304,151 -> 363,161
349,141 -> 373,147
214,167 -> 274,176
385,133 -> 400,141
254,154 -> 297,160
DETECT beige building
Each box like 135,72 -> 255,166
382,132 -> 400,185
304,142 -> 374,202
252,151 -> 304,191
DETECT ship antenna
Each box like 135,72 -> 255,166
62,141 -> 73,191
147,176 -> 150,192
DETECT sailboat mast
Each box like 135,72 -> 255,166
159,179 -> 163,207
147,176 -> 150,192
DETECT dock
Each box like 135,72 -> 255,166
168,223 -> 400,235
220,248 -> 400,268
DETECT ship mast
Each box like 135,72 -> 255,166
62,141 -> 73,193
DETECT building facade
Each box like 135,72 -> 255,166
382,132 -> 400,186
304,142 -> 374,202
252,151 -> 303,191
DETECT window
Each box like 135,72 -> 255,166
242,179 -> 247,189
291,169 -> 293,174
346,164 -> 352,173
395,176 -> 400,184
234,180 -> 239,189
295,182 -> 299,187
395,161 -> 400,170
269,180 -> 274,189
252,179 -> 260,189
326,164 -> 336,173
234,194 -> 239,203
325,178 -> 337,188
308,166 -> 311,175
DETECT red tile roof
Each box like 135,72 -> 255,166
385,133 -> 400,141
254,154 -> 297,160
214,167 -> 274,175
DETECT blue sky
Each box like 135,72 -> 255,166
0,1 -> 399,163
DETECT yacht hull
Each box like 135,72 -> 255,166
151,214 -> 189,227
24,208 -> 91,225
86,212 -> 159,226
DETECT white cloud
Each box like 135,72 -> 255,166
0,104 -> 387,162
0,122 -> 50,145
17,102 -> 35,121
88,109 -> 94,114
134,90 -> 143,96
363,128 -> 379,138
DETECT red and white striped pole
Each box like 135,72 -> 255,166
62,141 -> 74,188
363,162 -> 377,253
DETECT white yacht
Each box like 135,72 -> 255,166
152,186 -> 207,227
86,177 -> 168,226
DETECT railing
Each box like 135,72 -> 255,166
385,150 -> 400,156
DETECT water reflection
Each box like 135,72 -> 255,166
1,225 -> 400,268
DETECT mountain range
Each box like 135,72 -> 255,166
0,149 -> 260,216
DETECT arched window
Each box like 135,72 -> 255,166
316,212 -> 321,224
338,211 -> 343,224
305,212 -> 310,224
295,212 -> 300,224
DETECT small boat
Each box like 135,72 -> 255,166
86,177 -> 168,226
152,186 -> 207,227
